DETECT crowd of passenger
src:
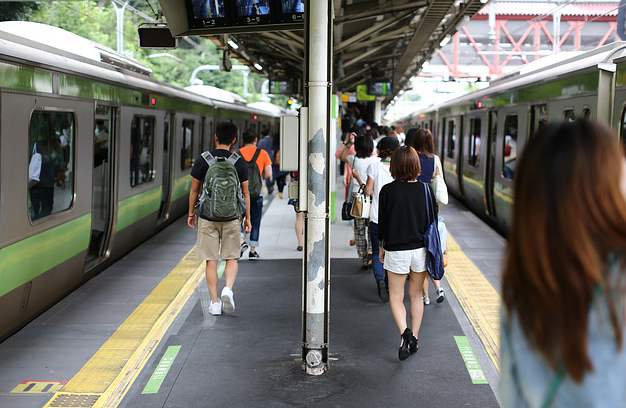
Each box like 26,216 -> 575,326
336,119 -> 448,361
187,116 -> 626,405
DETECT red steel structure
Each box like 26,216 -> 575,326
424,1 -> 621,80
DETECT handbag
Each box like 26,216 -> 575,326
423,183 -> 445,280
341,198 -> 354,221
29,143 -> 42,187
432,155 -> 448,205
350,185 -> 371,219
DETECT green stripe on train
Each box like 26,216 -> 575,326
0,214 -> 91,297
116,185 -> 162,232
172,175 -> 192,202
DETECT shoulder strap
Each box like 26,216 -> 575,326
202,151 -> 216,166
251,147 -> 262,164
423,182 -> 434,225
226,152 -> 240,165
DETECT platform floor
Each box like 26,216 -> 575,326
0,190 -> 505,408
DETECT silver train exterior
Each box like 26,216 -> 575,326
0,23 -> 282,341
400,41 -> 626,234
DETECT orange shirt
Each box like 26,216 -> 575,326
239,146 -> 272,177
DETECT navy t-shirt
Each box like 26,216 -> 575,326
191,149 -> 248,184
418,154 -> 435,184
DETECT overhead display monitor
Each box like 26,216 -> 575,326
188,0 -> 228,28
280,0 -> 304,22
269,78 -> 293,94
234,0 -> 272,25
171,0 -> 305,35
367,79 -> 392,96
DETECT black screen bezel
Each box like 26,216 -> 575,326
186,0 -> 229,28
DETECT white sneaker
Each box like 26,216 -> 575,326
221,286 -> 235,314
423,296 -> 431,305
436,287 -> 445,303
208,301 -> 222,316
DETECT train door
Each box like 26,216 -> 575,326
457,115 -> 465,197
86,105 -> 116,267
484,110 -> 498,218
158,113 -> 174,223
529,104 -> 547,140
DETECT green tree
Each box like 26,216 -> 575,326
0,2 -> 39,22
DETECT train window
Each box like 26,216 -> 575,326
468,118 -> 482,167
530,104 -> 547,139
563,109 -> 575,122
28,110 -> 75,221
502,114 -> 518,180
581,108 -> 591,119
621,107 -> 626,151
181,119 -> 194,170
446,119 -> 456,159
130,115 -> 155,187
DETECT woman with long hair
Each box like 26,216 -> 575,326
366,137 -> 400,302
412,129 -> 446,305
500,119 -> 626,406
340,134 -> 380,268
378,146 -> 436,360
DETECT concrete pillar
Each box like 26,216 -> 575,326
302,0 -> 333,376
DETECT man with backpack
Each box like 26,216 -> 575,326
238,130 -> 273,259
188,122 -> 251,316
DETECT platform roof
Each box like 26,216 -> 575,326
217,0 -> 488,102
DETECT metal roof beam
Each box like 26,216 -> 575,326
343,43 -> 389,69
337,65 -> 370,85
335,12 -> 411,53
335,1 -> 427,24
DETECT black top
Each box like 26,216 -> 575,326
191,149 -> 248,183
378,180 -> 436,251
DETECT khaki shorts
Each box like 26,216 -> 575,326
197,218 -> 241,261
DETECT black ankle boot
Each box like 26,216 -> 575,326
409,335 -> 418,354
398,328 -> 413,361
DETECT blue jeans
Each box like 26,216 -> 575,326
241,196 -> 263,247
369,222 -> 386,283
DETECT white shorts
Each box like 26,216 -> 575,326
384,248 -> 427,275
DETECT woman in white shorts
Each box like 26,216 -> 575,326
378,146 -> 436,361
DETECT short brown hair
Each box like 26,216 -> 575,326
390,146 -> 421,181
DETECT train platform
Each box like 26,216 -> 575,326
0,193 -> 505,408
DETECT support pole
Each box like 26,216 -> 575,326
112,0 -> 129,54
302,0 -> 333,376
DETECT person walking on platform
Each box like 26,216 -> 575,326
412,129 -> 446,305
188,122 -> 251,316
366,136 -> 400,303
378,146 -> 435,361
257,128 -> 275,193
238,130 -> 272,259
271,132 -> 289,199
339,132 -> 380,269
500,120 -> 626,407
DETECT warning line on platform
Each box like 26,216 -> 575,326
142,345 -> 181,394
445,234 -> 501,371
43,247 -> 204,408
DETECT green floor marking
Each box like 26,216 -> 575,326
454,336 -> 489,385
142,345 -> 181,394
217,260 -> 226,278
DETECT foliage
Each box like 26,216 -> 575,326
0,2 -> 39,22
26,1 -> 276,103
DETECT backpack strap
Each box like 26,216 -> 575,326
251,147 -> 262,164
202,151 -> 216,166
226,152 -> 240,165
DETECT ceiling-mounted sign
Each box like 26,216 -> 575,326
367,79 -> 392,96
269,78 -> 294,94
159,0 -> 304,36
356,85 -> 376,101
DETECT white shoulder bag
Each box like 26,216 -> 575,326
432,155 -> 448,205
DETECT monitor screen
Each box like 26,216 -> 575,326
235,0 -> 271,17
191,0 -> 226,19
269,79 -> 293,94
281,0 -> 304,14
368,80 -> 392,96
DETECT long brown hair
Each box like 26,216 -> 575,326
502,119 -> 626,382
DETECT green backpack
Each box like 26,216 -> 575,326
197,152 -> 244,221
239,148 -> 263,200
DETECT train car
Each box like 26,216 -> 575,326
0,22 -> 281,341
397,41 -> 626,234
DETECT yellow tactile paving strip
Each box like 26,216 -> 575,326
43,248 -> 205,408
445,234 -> 501,371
